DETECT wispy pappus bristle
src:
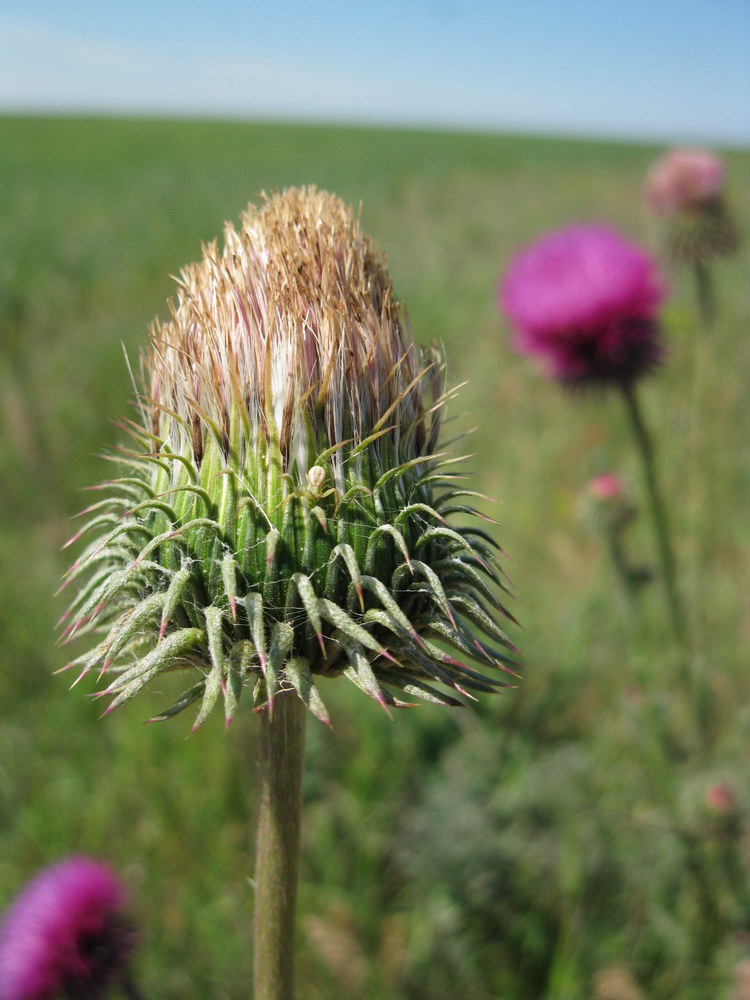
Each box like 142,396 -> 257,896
61,186 -> 518,728
148,188 -> 434,480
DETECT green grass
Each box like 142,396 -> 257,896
1,114 -> 749,999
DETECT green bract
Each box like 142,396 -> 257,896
60,188 -> 518,728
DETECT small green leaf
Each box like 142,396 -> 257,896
393,503 -> 447,527
267,621 -> 294,709
101,627 -> 205,711
284,658 -> 331,726
104,592 -> 166,667
160,567 -> 192,638
292,574 -> 325,653
243,593 -> 267,668
334,631 -> 390,714
284,656 -> 331,726
360,575 -> 421,643
319,599 -> 395,663
332,544 -> 364,609
221,554 -> 239,619
450,594 -> 517,649
192,631 -> 224,731
365,524 -> 412,573
102,626 -> 203,694
377,669 -> 466,707
394,560 -> 455,626
148,681 -> 205,722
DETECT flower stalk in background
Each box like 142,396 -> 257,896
585,473 -> 648,603
60,188 -> 517,1000
645,147 -> 738,332
0,856 -> 140,1000
499,224 -> 684,644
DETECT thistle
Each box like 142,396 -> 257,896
585,474 -> 648,603
645,147 -> 739,331
60,187 -> 517,999
499,224 -> 684,645
0,856 -> 140,1000
61,185 -> 516,723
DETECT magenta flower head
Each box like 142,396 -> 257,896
499,225 -> 666,388
0,857 -> 135,1000
646,148 -> 725,215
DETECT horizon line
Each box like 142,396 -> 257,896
2,106 -> 748,152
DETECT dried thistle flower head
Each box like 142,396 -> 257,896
60,187 -> 517,728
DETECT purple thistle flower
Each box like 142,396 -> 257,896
0,857 -> 135,1000
499,224 -> 666,387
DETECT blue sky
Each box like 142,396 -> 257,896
1,1 -> 748,144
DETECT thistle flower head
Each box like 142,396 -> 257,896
149,188 -> 431,486
0,857 -> 134,1000
583,472 -> 635,535
645,148 -> 739,262
61,187 -> 517,727
499,224 -> 666,387
705,781 -> 735,815
589,473 -> 624,502
645,148 -> 725,215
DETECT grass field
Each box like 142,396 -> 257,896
1,115 -> 749,999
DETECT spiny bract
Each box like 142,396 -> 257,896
60,187 -> 518,729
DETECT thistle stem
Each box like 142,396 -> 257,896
621,383 -> 684,645
693,259 -> 715,334
604,527 -> 639,608
253,690 -> 307,1000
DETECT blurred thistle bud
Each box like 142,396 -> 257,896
0,857 -> 136,1000
645,148 -> 739,264
646,148 -> 724,215
680,773 -> 741,838
589,473 -> 625,503
60,187 -> 518,728
581,473 -> 651,592
499,225 -> 666,389
705,781 -> 736,817
585,473 -> 635,532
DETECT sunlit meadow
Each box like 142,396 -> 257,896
1,115 -> 749,999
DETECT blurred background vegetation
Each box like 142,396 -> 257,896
1,115 -> 749,998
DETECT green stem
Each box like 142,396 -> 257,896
253,690 -> 307,1000
621,384 -> 684,645
693,259 -> 715,334
121,973 -> 146,1000
686,299 -> 711,645
604,527 -> 638,608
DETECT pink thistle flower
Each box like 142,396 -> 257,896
646,148 -> 724,215
499,225 -> 666,387
704,782 -> 735,816
589,473 -> 624,502
0,857 -> 135,1000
